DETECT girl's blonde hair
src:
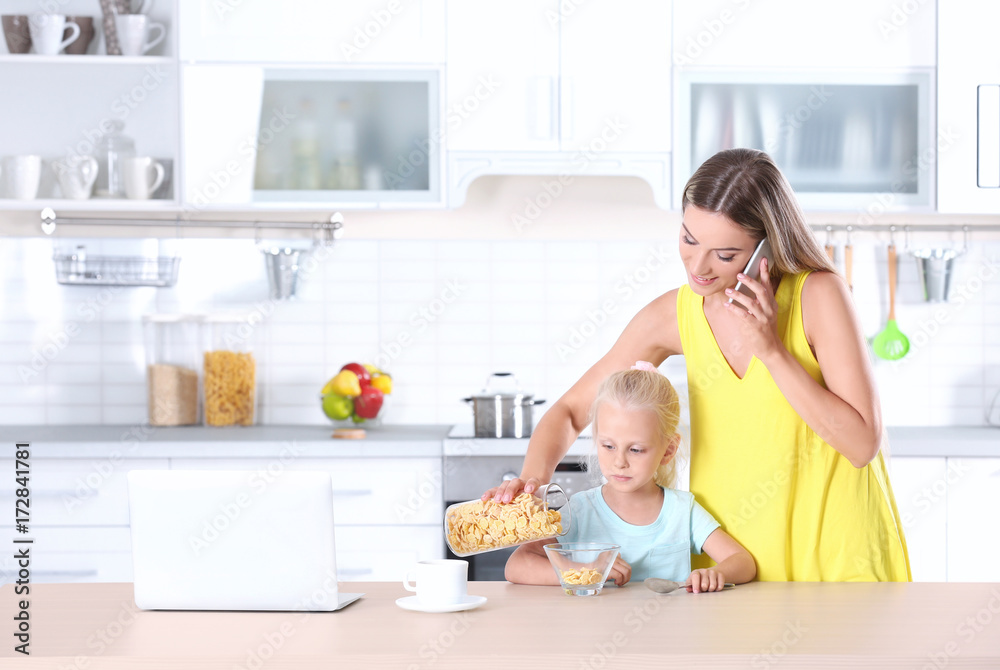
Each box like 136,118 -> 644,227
682,148 -> 837,282
590,368 -> 682,489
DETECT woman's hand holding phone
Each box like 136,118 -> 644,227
724,255 -> 783,362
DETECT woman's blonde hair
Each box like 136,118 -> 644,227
590,368 -> 682,489
682,148 -> 836,281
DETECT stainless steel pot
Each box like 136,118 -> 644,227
462,373 -> 546,438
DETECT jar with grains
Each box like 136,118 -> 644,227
142,314 -> 202,426
444,483 -> 571,556
203,314 -> 257,427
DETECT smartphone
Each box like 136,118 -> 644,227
728,238 -> 773,310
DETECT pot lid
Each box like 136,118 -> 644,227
469,372 -> 533,400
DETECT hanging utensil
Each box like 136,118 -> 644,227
824,226 -> 836,265
872,243 -> 909,360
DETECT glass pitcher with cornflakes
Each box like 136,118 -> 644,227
202,314 -> 257,426
444,483 -> 571,556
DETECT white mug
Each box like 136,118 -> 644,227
1,155 -> 42,200
28,14 -> 80,56
54,156 -> 99,200
114,14 -> 166,56
402,559 -> 468,607
122,157 -> 165,200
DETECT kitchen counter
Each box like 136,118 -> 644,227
2,424 -> 998,458
3,581 -> 999,668
1,424 -> 451,458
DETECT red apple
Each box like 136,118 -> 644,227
353,386 -> 384,419
341,362 -> 371,386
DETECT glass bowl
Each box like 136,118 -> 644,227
444,483 -> 570,556
544,542 -> 621,596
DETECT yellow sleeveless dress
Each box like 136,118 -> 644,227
678,272 -> 911,581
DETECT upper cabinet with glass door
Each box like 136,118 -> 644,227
446,0 -> 673,208
675,70 -> 934,210
181,66 -> 441,209
937,0 -> 1000,214
177,0 -> 445,64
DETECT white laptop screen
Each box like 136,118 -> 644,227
128,470 -> 345,611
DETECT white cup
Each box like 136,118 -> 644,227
1,155 -> 42,200
54,156 -> 99,200
28,14 -> 80,56
114,14 -> 166,56
122,156 -> 165,200
402,559 -> 468,608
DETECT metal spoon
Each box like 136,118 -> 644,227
644,578 -> 735,594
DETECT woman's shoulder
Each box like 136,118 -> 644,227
798,271 -> 854,318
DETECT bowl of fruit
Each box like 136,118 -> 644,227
320,363 -> 392,427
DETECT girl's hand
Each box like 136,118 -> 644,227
606,556 -> 632,587
686,568 -> 726,593
724,257 -> 782,362
483,476 -> 543,503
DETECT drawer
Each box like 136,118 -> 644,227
170,458 -> 444,525
0,458 -> 170,526
336,525 -> 444,582
0,527 -> 132,584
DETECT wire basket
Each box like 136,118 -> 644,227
53,254 -> 180,287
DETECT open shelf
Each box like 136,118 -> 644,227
0,55 -> 172,65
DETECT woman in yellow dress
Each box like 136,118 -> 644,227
486,148 -> 910,582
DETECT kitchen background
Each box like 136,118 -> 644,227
1,174 -> 998,429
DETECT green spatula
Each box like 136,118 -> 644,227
873,244 -> 909,360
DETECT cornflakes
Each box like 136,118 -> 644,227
560,568 -> 603,585
445,492 -> 563,555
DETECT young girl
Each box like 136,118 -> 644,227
505,363 -> 756,592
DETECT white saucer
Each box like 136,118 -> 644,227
395,595 -> 487,613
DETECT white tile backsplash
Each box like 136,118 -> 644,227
0,236 -> 998,427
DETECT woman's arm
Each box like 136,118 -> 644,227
728,263 -> 882,468
688,528 -> 757,592
486,289 -> 683,502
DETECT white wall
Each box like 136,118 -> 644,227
1,176 -> 998,427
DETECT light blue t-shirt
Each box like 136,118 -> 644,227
560,486 -> 721,582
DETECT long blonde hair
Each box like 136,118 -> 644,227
590,369 -> 681,489
682,148 -> 836,280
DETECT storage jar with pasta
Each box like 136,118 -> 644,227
143,314 -> 202,426
202,315 -> 257,426
444,483 -> 571,556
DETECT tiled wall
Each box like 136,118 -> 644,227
0,233 -> 998,427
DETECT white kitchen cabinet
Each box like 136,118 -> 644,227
169,457 -> 444,525
445,0 -> 560,153
937,0 -> 1000,214
888,457 -> 948,582
178,0 -> 445,64
446,0 -> 672,207
672,0 -> 935,69
336,526 -> 443,582
0,458 -> 170,527
0,527 -> 133,585
946,458 -> 1000,582
180,64 -> 442,209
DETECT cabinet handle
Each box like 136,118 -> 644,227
527,76 -> 556,141
978,85 -> 1000,188
0,490 -> 78,498
560,76 -> 574,142
332,490 -> 373,497
25,569 -> 100,579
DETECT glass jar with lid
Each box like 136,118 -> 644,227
143,314 -> 202,426
93,120 -> 135,198
444,483 -> 571,556
202,314 -> 257,427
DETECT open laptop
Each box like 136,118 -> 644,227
127,470 -> 363,611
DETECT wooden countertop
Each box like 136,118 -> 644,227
3,581 -> 999,668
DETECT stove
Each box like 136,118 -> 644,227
443,425 -> 593,580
